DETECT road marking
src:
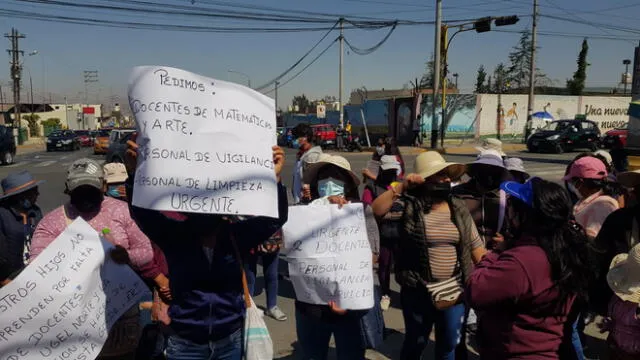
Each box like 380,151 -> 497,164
4,161 -> 29,168
60,155 -> 69,160
34,160 -> 57,167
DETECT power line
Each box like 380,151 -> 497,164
343,22 -> 397,55
494,29 -> 639,41
263,38 -> 339,95
540,13 -> 640,36
254,21 -> 339,91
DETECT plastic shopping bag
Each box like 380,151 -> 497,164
244,297 -> 273,360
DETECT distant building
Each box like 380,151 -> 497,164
0,102 -> 103,135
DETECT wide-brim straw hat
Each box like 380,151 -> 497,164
414,151 -> 466,180
617,169 -> 640,188
303,154 -> 360,186
607,244 -> 640,304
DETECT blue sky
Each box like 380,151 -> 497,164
0,0 -> 638,112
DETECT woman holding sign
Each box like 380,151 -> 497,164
293,154 -> 382,360
371,151 -> 487,360
125,136 -> 289,360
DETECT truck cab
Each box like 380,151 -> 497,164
625,101 -> 640,170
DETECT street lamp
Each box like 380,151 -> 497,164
623,59 -> 632,94
438,15 -> 519,147
453,73 -> 459,89
28,50 -> 45,104
227,70 -> 251,88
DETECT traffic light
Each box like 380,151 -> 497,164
495,15 -> 520,27
474,17 -> 491,33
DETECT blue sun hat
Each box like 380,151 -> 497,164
500,177 -> 538,208
0,171 -> 45,200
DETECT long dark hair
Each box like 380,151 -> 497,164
384,137 -> 405,175
508,178 -> 594,311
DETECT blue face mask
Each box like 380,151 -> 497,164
318,178 -> 345,198
21,199 -> 32,209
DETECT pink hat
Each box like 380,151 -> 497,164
563,156 -> 608,181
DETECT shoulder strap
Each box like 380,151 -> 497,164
497,190 -> 506,234
230,233 -> 252,309
631,217 -> 639,248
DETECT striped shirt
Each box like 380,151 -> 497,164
384,200 -> 483,281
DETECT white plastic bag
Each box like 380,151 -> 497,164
244,297 -> 273,360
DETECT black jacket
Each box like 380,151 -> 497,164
0,205 -> 42,281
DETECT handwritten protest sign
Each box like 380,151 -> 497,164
0,219 -> 149,360
128,66 -> 278,218
282,204 -> 374,310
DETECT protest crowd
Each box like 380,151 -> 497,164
1,94 -> 640,359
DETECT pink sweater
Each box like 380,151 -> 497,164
31,197 -> 153,270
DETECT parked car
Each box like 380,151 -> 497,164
93,129 -> 112,155
0,125 -> 16,165
74,130 -> 93,147
312,124 -> 337,149
106,131 -> 136,163
527,119 -> 601,153
602,124 -> 628,148
46,130 -> 81,152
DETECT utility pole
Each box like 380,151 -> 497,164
431,0 -> 442,149
274,81 -> 279,114
83,70 -> 98,130
525,0 -> 538,141
29,75 -> 33,124
497,71 -> 503,140
6,28 -> 24,132
339,17 -> 344,129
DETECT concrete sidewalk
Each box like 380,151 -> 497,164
17,143 -> 45,155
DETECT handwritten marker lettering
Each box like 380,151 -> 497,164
129,66 -> 278,217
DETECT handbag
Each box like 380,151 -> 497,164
359,287 -> 385,350
231,235 -> 274,360
424,273 -> 464,310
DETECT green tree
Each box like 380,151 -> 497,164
292,94 -> 311,113
506,30 -> 548,90
22,114 -> 40,137
475,65 -> 488,93
41,118 -> 61,127
493,63 -> 508,93
566,39 -> 589,95
486,76 -> 493,94
419,53 -> 436,89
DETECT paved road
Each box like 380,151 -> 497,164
0,147 -> 607,359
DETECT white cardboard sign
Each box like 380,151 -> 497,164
282,204 -> 374,310
0,219 -> 149,360
128,66 -> 278,218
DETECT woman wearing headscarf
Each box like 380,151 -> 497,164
466,178 -> 594,359
293,154 -> 382,360
372,151 -> 486,360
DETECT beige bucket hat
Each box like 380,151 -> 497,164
617,169 -> 640,188
303,154 -> 360,186
607,244 -> 640,303
414,151 -> 466,180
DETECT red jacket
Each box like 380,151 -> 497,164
466,241 -> 574,360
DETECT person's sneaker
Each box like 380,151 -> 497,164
266,306 -> 287,321
380,295 -> 391,311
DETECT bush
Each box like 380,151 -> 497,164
41,118 -> 61,127
22,114 -> 40,137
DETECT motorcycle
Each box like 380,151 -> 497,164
343,134 -> 363,152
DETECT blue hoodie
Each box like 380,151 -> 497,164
128,181 -> 288,344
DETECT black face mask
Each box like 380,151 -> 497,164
70,187 -> 104,213
476,174 -> 503,191
409,182 -> 452,200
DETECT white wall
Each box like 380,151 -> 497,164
475,94 -> 631,136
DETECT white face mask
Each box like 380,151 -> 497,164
567,182 -> 582,200
318,178 -> 345,198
